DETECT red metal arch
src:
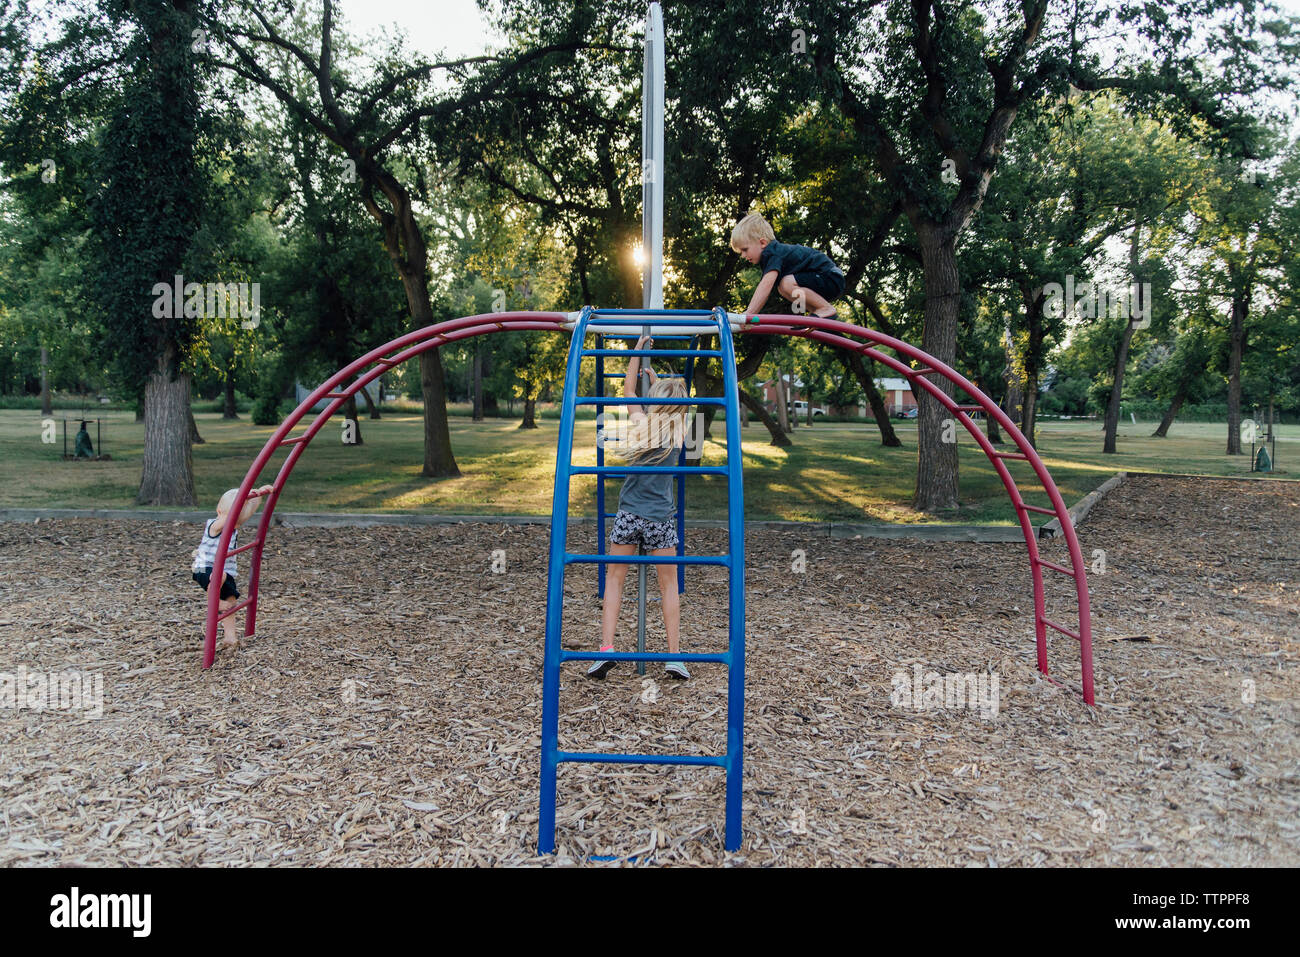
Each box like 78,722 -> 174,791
204,310 -> 1093,705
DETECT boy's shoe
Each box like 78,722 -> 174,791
665,661 -> 691,680
587,659 -> 617,680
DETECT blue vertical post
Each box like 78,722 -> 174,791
715,308 -> 746,853
596,333 -> 607,599
539,307 -> 592,855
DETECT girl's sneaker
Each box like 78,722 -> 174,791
587,659 -> 616,680
665,661 -> 690,680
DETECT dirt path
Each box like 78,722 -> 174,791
0,474 -> 1295,866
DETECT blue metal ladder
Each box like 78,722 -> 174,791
539,306 -> 747,855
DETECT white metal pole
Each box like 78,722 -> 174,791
642,1 -> 664,311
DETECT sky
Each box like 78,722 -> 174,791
335,0 -> 502,58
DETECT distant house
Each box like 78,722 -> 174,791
874,378 -> 916,414
752,374 -> 915,417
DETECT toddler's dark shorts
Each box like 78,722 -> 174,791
193,568 -> 240,600
791,270 -> 845,303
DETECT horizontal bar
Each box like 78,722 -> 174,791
556,751 -> 726,768
1042,618 -> 1082,641
227,540 -> 260,557
583,349 -> 722,358
1035,557 -> 1076,576
561,651 -> 730,664
580,318 -> 720,327
599,334 -> 697,340
570,465 -> 727,476
566,553 -> 729,566
576,396 -> 723,406
1016,501 -> 1056,516
955,405 -> 983,413
325,392 -> 348,399
215,596 -> 254,622
591,309 -> 717,316
277,435 -> 310,447
602,372 -> 685,378
907,366 -> 938,377
993,450 -> 1029,460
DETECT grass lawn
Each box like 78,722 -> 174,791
0,407 -> 1292,525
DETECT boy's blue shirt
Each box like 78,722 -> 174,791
758,240 -> 841,279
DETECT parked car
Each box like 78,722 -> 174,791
893,407 -> 918,419
788,401 -> 827,418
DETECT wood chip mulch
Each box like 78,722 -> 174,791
0,474 -> 1295,866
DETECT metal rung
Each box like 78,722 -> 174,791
1042,618 -> 1081,641
571,465 -> 726,476
599,334 -> 697,340
215,597 -> 254,621
908,366 -> 938,377
277,435 -> 310,446
576,396 -> 723,406
994,450 -> 1029,460
227,541 -> 259,557
566,553 -> 728,567
561,651 -> 729,664
602,372 -> 685,378
1035,558 -> 1076,576
557,751 -> 726,768
374,357 -> 398,367
592,309 -> 716,317
955,405 -> 983,414
325,392 -> 348,399
583,349 -> 721,358
1016,501 -> 1055,516
582,317 -> 720,327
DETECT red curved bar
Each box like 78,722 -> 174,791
739,314 -> 1093,704
203,312 -> 570,667
203,309 -> 1094,706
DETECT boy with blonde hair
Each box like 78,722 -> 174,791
730,213 -> 843,319
192,485 -> 273,650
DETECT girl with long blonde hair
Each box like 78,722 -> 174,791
589,335 -> 693,680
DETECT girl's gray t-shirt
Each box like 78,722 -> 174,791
618,469 -> 676,523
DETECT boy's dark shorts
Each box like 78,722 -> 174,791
610,509 -> 679,550
193,568 -> 240,600
791,270 -> 845,303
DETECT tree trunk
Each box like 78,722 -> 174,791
775,375 -> 791,433
222,361 -> 238,419
913,225 -> 960,511
1226,294 -> 1246,455
738,385 -> 791,447
1102,319 -> 1135,454
472,343 -> 484,421
840,350 -> 902,447
188,406 -> 204,444
343,394 -> 363,445
703,405 -> 716,439
419,351 -> 458,474
366,174 -> 458,477
1021,371 -> 1039,450
137,348 -> 196,506
520,394 -> 537,429
1152,386 -> 1187,437
985,408 -> 1003,445
40,346 -> 52,416
358,383 -> 381,420
1105,227 -> 1146,455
